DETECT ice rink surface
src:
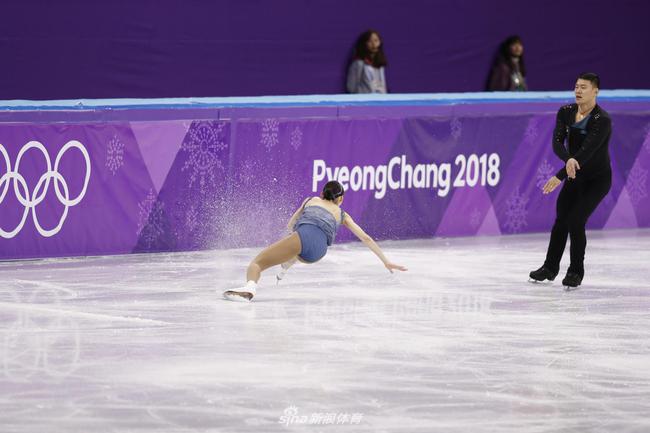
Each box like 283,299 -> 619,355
1,229 -> 649,432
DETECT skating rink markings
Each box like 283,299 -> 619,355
0,229 -> 649,432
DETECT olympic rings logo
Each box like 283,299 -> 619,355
0,140 -> 91,239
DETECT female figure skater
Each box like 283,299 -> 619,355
224,181 -> 407,301
529,72 -> 612,288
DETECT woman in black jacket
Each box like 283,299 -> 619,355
529,72 -> 612,288
485,35 -> 527,91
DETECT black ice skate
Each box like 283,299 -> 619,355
528,266 -> 558,283
562,271 -> 583,290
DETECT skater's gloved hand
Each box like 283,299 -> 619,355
542,176 -> 561,194
385,262 -> 408,273
565,158 -> 580,179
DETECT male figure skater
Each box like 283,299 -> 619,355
529,72 -> 612,288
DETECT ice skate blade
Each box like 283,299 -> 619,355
223,290 -> 254,302
528,278 -> 553,284
563,285 -> 581,292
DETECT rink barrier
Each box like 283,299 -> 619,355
0,91 -> 649,259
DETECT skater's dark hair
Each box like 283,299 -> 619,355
577,72 -> 600,89
322,181 -> 345,201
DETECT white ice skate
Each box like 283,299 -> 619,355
223,281 -> 257,302
276,259 -> 296,285
276,267 -> 287,285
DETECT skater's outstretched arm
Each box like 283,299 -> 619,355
343,214 -> 407,273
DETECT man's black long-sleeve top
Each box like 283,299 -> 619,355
552,103 -> 612,180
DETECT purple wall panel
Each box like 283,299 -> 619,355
1,96 -> 649,260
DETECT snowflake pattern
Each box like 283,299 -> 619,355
105,135 -> 124,175
181,121 -> 227,192
524,119 -> 539,143
185,205 -> 198,233
626,164 -> 648,206
469,208 -> 482,229
171,194 -> 226,249
137,189 -> 165,248
450,117 -> 462,141
238,158 -> 257,186
290,126 -> 303,151
535,159 -> 555,189
504,187 -> 529,233
260,119 -> 279,151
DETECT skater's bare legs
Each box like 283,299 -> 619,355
247,233 -> 302,283
281,257 -> 298,270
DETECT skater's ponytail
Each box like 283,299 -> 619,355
322,181 -> 345,201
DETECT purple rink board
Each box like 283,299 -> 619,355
1,93 -> 649,260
